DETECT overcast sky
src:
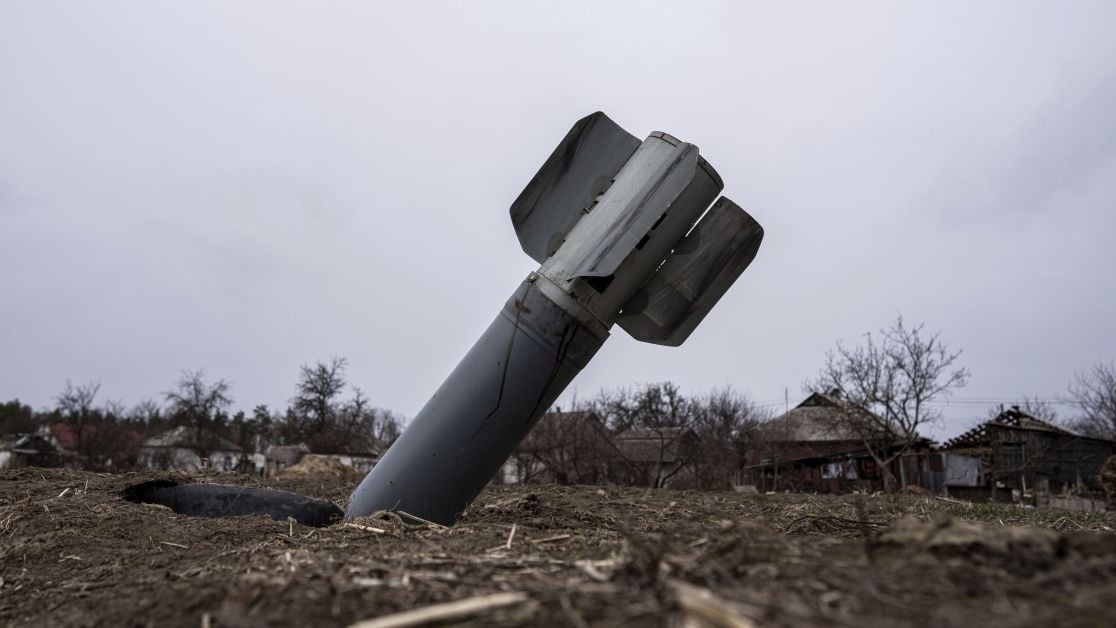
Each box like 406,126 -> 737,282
2,2 -> 1114,440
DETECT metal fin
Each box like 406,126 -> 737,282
617,197 -> 764,346
509,112 -> 640,263
568,137 -> 698,279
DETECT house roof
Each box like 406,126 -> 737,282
613,427 -> 699,463
44,422 -> 143,452
1,434 -> 61,455
536,411 -> 612,440
142,426 -> 241,452
759,392 -> 894,442
942,407 -> 1101,450
46,422 -> 83,451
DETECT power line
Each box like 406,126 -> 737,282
752,395 -> 1081,411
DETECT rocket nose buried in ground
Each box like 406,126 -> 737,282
345,112 -> 764,525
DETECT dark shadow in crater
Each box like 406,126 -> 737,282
122,479 -> 343,527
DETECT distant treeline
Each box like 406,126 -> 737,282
0,357 -> 403,471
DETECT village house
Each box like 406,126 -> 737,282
332,449 -> 380,475
140,425 -> 242,471
264,443 -> 311,477
37,422 -> 142,469
503,411 -> 620,485
941,406 -> 1116,503
612,426 -> 701,488
264,440 -> 381,477
325,432 -> 383,475
741,392 -> 934,493
0,433 -> 63,469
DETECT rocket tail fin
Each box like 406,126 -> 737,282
509,112 -> 640,263
617,197 -> 763,346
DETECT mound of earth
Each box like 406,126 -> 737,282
2,468 -> 1116,627
870,515 -> 1116,573
276,454 -> 364,480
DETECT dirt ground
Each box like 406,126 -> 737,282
2,469 -> 1115,627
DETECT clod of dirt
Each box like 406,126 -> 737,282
122,479 -> 344,527
276,454 -> 364,480
696,520 -> 791,579
477,493 -> 543,517
868,515 -> 1116,572
613,533 -> 668,588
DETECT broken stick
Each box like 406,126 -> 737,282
348,591 -> 528,628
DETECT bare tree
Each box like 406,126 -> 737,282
338,389 -> 404,452
813,316 -> 970,492
1066,361 -> 1116,439
290,357 -> 347,448
591,383 -> 700,488
690,387 -> 768,489
128,399 -> 163,424
55,380 -> 139,469
594,382 -> 692,432
56,379 -> 100,450
507,385 -> 769,490
368,406 -> 403,448
287,358 -> 402,454
516,406 -> 617,485
318,386 -> 376,454
163,370 -> 233,460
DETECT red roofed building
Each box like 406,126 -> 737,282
39,422 -> 142,469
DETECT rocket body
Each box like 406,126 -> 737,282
345,276 -> 606,524
346,114 -> 763,525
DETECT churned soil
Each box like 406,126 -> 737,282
2,468 -> 1115,627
